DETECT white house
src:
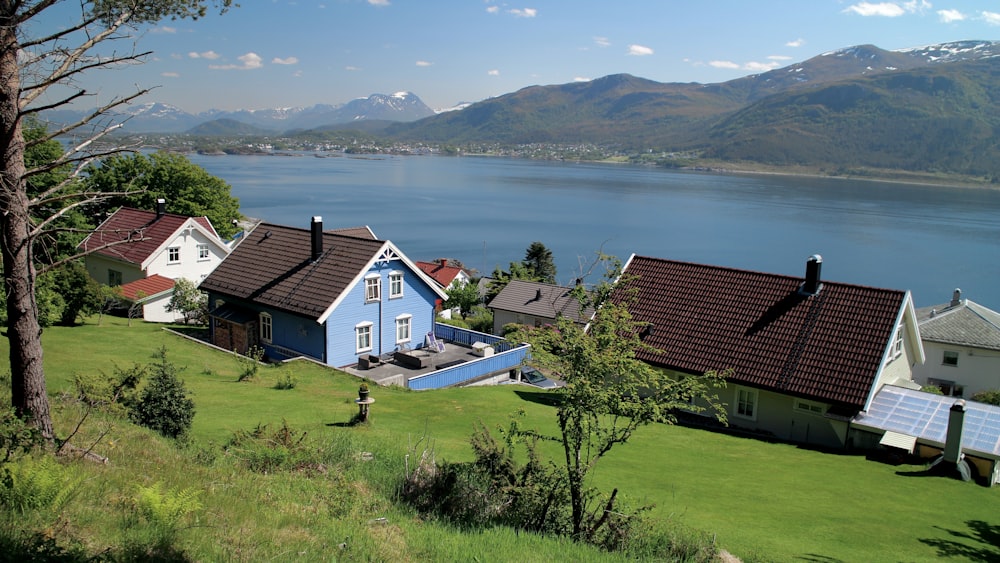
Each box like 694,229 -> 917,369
79,199 -> 230,322
911,289 -> 1000,397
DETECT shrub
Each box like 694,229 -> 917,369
0,407 -> 41,464
273,370 -> 297,390
237,345 -> 264,382
0,456 -> 80,513
130,347 -> 195,439
971,389 -> 1000,406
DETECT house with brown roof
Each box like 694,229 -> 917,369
79,199 -> 230,322
616,254 -> 924,448
488,279 -> 594,335
911,289 -> 1000,398
199,217 -> 449,367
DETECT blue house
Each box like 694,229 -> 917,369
200,217 -> 448,367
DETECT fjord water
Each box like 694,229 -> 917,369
188,153 -> 1000,308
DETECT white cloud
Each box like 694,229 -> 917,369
486,6 -> 499,14
345,65 -> 361,71
416,60 -> 433,67
161,72 -> 180,78
488,69 -> 500,76
368,0 -> 390,6
786,38 -> 805,48
272,56 -> 299,65
189,50 -> 221,60
768,55 -> 793,61
209,52 -> 263,70
744,61 -> 781,72
594,36 -> 610,48
628,44 -> 654,56
509,8 -> 537,18
938,9 -> 965,22
981,11 -> 1000,25
709,60 -> 740,69
574,77 -> 591,82
154,26 -> 177,34
843,1 -> 930,17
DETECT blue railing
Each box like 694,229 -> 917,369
407,324 -> 529,390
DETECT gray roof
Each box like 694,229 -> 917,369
916,298 -> 1000,351
488,279 -> 593,324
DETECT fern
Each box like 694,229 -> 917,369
0,457 -> 80,513
134,482 -> 202,534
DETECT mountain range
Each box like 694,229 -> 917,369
42,40 -> 1000,178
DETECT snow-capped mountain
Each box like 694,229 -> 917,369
42,92 -> 438,134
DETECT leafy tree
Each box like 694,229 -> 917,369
131,347 -> 195,440
443,278 -> 481,318
504,256 -> 728,541
165,278 -> 207,325
49,262 -> 103,326
84,152 -> 242,239
523,241 -> 557,284
0,1 -> 234,441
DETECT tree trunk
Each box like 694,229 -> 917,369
0,7 -> 54,441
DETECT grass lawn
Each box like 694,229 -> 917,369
6,316 -> 999,561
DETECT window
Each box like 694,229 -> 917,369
888,323 -> 904,361
168,246 -> 181,263
396,314 -> 412,344
365,275 -> 381,302
735,387 -> 758,420
928,378 -> 964,397
259,313 -> 272,343
108,269 -> 122,286
795,399 -> 826,416
356,322 -> 373,353
942,350 -> 959,367
389,272 -> 404,298
197,243 -> 210,261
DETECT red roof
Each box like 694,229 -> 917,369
118,274 -> 175,301
415,260 -> 465,288
618,256 -> 906,408
79,207 -> 217,266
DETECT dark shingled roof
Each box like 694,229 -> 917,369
79,207 -> 217,265
199,222 -> 386,320
488,279 -> 594,324
619,256 -> 907,408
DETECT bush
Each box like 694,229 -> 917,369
130,347 -> 195,439
971,389 -> 1000,406
0,456 -> 80,513
273,370 -> 297,390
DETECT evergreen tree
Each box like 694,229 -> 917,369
523,241 -> 557,284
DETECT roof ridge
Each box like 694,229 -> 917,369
964,300 -> 1000,332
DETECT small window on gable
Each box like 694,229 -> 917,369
365,274 -> 381,302
889,324 -> 904,361
108,269 -> 122,287
356,322 -> 373,353
259,312 -> 272,343
389,271 -> 404,298
168,246 -> 181,263
197,243 -> 210,261
735,387 -> 758,421
942,350 -> 959,367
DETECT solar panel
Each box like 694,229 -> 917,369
854,386 -> 1000,458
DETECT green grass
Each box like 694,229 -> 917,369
3,316 -> 999,561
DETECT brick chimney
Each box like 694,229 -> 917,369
440,258 -> 448,268
311,216 -> 323,262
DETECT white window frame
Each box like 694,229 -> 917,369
259,312 -> 272,343
197,243 -> 210,261
365,274 -> 381,302
389,271 -> 404,299
168,246 -> 181,264
356,321 -> 373,353
794,399 -> 826,416
396,314 -> 412,344
889,323 -> 904,361
942,350 -> 959,367
735,387 -> 758,421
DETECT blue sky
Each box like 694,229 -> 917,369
36,0 -> 1000,113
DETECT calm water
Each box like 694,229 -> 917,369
187,152 -> 1000,309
